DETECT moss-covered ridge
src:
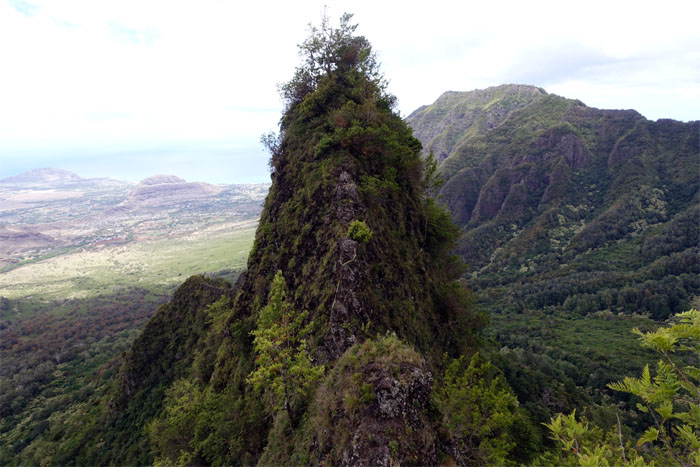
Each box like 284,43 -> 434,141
220,74 -> 480,366
92,15 -> 490,466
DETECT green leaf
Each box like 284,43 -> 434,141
674,424 -> 700,450
637,427 -> 658,446
656,400 -> 673,419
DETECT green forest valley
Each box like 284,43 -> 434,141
1,13 -> 699,467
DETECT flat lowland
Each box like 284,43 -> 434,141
0,219 -> 256,300
0,169 -> 267,302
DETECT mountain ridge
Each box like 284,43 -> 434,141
406,84 -> 698,318
406,84 -> 699,431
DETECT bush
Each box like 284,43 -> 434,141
347,220 -> 373,243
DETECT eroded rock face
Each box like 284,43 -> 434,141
341,364 -> 436,466
309,337 -> 438,467
516,128 -> 590,169
323,169 -> 367,359
327,236 -> 361,358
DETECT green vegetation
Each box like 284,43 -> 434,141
542,310 -> 700,466
5,12 -> 698,467
435,353 -> 536,465
407,84 -> 699,444
270,333 -> 437,465
0,221 -> 253,463
347,219 -> 372,242
0,220 -> 255,300
247,270 -> 324,424
0,288 -> 169,465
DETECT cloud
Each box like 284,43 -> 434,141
83,111 -> 132,122
108,21 -> 159,46
498,42 -> 619,86
496,41 -> 700,92
8,0 -> 39,17
0,0 -> 698,183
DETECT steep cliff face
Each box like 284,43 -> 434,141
219,84 -> 474,366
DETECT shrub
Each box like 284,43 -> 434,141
347,220 -> 373,243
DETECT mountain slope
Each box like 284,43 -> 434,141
407,84 -> 699,320
408,84 -> 547,163
407,84 -> 700,425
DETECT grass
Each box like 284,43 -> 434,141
0,219 -> 257,300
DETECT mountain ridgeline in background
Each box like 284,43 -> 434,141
407,84 -> 700,429
408,84 -> 699,321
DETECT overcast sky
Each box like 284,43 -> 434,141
1,0 -> 698,184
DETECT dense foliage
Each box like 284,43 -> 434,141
542,310 -> 700,466
247,270 -> 324,424
407,85 -> 700,441
0,288 -> 170,464
435,353 -> 538,464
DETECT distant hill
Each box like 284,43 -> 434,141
0,168 -> 83,185
0,168 -> 132,192
122,174 -> 223,208
407,84 -> 699,322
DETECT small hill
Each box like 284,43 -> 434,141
138,174 -> 187,185
122,174 -> 223,208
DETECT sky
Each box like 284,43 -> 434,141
1,0 -> 698,184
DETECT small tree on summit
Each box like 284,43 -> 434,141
280,12 -> 387,110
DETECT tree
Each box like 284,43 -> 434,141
435,353 -> 522,465
608,309 -> 700,466
279,12 -> 386,111
247,270 -> 324,424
